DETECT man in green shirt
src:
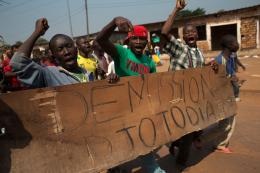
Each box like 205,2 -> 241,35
113,43 -> 156,76
96,17 -> 165,173
96,17 -> 156,77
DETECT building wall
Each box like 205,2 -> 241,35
256,16 -> 260,48
208,20 -> 240,51
241,17 -> 258,49
184,16 -> 258,51
143,5 -> 260,51
197,41 -> 210,52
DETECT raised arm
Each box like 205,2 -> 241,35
17,18 -> 49,57
161,0 -> 186,39
96,17 -> 133,59
10,18 -> 49,88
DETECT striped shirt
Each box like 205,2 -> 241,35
165,35 -> 205,71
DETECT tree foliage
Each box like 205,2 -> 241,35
176,8 -> 206,19
35,37 -> 49,45
14,41 -> 23,46
217,9 -> 225,13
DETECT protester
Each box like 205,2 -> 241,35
151,33 -> 163,65
76,37 -> 98,81
197,35 -> 239,154
161,3 -> 205,70
215,35 -> 240,101
11,42 -> 23,53
212,35 -> 239,153
31,48 -> 42,64
39,48 -> 56,67
92,40 -> 110,80
0,50 -> 6,92
1,46 -> 25,92
161,0 -> 215,168
96,16 -> 164,173
11,18 -> 92,88
0,53 -> 4,93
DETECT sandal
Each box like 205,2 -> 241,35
215,147 -> 233,154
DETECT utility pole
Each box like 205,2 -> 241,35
0,35 -> 5,47
84,0 -> 90,37
66,0 -> 74,38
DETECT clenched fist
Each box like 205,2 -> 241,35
34,18 -> 49,36
176,0 -> 186,11
114,17 -> 133,32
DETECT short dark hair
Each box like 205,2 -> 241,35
11,42 -> 23,50
76,36 -> 93,46
221,35 -> 237,48
76,37 -> 84,46
39,48 -> 50,59
49,34 -> 73,52
183,23 -> 197,33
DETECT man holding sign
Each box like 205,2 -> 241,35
161,0 -> 209,168
11,18 -> 92,88
96,16 -> 165,173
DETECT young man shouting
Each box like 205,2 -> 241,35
161,0 -> 210,168
11,18 -> 91,88
96,16 -> 165,173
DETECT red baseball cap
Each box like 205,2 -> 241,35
127,25 -> 148,39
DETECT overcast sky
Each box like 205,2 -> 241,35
0,0 -> 259,44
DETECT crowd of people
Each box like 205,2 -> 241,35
0,0 -> 246,172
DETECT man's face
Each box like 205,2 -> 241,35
51,36 -> 78,70
77,38 -> 92,55
128,36 -> 147,56
12,47 -> 19,53
183,25 -> 198,48
5,49 -> 13,59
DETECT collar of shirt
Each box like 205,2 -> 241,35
58,66 -> 89,83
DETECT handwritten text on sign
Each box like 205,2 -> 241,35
0,66 -> 236,173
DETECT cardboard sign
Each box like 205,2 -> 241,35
0,66 -> 236,173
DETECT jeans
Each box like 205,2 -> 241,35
140,152 -> 166,173
231,80 -> 239,98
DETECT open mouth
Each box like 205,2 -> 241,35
188,37 -> 195,43
134,46 -> 144,52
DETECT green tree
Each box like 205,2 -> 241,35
35,37 -> 49,45
217,9 -> 225,13
176,8 -> 206,19
192,8 -> 206,16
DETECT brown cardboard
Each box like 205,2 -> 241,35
0,66 -> 236,173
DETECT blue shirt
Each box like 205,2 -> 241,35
215,52 -> 236,76
11,52 -> 90,88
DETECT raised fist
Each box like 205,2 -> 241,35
35,18 -> 49,36
114,17 -> 133,32
176,0 -> 186,11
